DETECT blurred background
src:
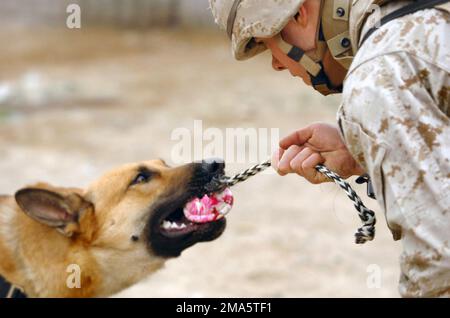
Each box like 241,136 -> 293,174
0,0 -> 401,297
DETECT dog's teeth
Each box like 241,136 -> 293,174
162,221 -> 188,231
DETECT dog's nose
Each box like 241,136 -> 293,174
201,158 -> 225,174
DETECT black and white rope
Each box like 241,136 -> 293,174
221,160 -> 272,187
214,159 -> 376,244
314,164 -> 376,244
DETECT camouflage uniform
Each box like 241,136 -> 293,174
210,0 -> 450,297
339,2 -> 450,297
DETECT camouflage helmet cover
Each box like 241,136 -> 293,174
209,0 -> 305,60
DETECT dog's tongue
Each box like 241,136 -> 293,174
184,188 -> 233,223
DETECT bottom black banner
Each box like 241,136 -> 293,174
0,298 -> 446,315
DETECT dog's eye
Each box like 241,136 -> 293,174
130,170 -> 152,186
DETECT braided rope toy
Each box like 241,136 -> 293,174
185,160 -> 376,244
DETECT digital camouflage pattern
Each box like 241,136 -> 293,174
340,3 -> 450,297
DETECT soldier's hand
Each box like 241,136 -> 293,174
272,122 -> 365,184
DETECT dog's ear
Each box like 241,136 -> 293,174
15,188 -> 94,238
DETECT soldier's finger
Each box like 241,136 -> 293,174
278,145 -> 302,175
289,147 -> 315,177
279,126 -> 314,150
302,152 -> 328,184
271,148 -> 286,176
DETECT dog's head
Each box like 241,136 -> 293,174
14,159 -> 227,260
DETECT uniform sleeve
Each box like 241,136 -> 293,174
339,52 -> 450,297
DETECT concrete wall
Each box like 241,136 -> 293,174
0,0 -> 216,28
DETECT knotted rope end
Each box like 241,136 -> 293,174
354,225 -> 376,244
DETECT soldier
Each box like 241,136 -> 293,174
209,0 -> 450,297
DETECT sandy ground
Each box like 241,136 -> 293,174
0,27 -> 402,297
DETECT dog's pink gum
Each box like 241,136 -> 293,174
184,188 -> 233,223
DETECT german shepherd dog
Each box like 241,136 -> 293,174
0,159 -> 226,297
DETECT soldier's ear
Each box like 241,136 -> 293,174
294,5 -> 308,27
15,188 -> 93,237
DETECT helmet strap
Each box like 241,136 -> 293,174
280,27 -> 343,95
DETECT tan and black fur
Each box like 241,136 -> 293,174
0,159 -> 226,297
